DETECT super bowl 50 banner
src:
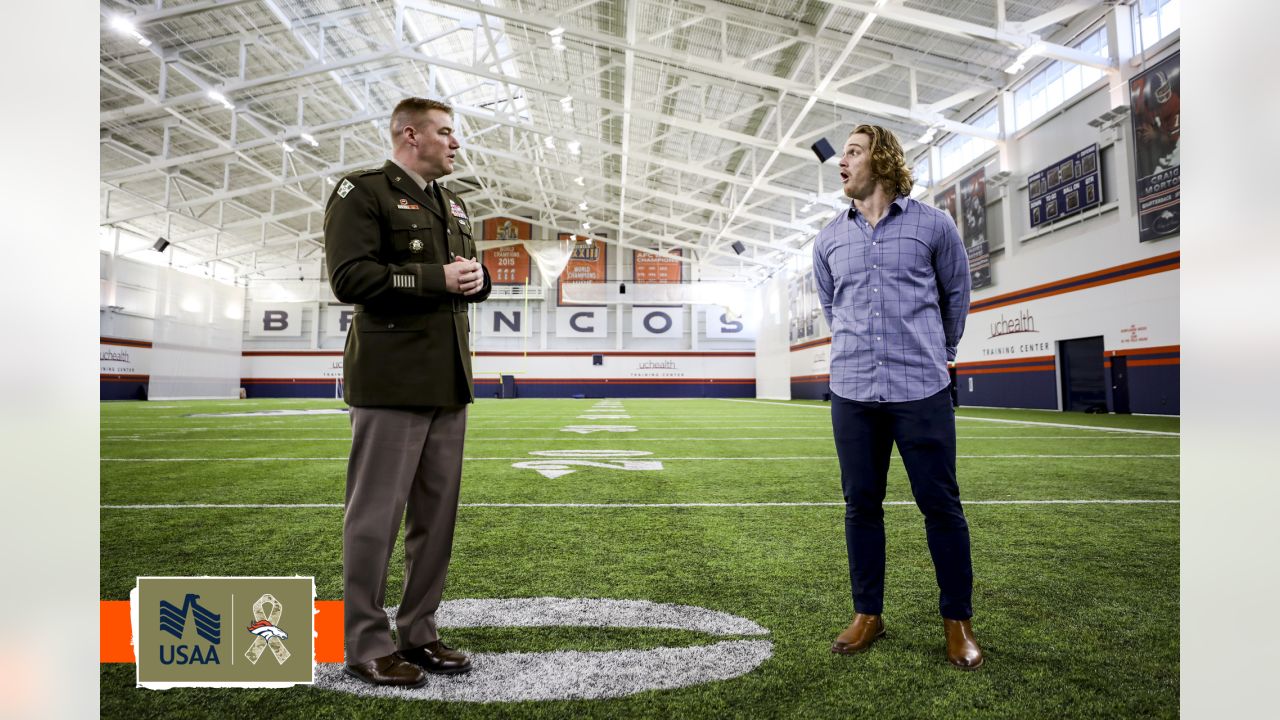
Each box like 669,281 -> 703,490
481,218 -> 532,284
958,169 -> 991,289
1129,52 -> 1179,242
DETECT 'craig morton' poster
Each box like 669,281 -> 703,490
1129,52 -> 1179,242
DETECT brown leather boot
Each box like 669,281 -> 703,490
831,613 -> 885,655
943,618 -> 984,669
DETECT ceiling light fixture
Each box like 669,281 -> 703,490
578,201 -> 588,211
567,139 -> 581,155
548,26 -> 566,52
281,142 -> 295,153
560,95 -> 574,113
110,16 -> 152,47
544,136 -> 556,150
206,90 -> 234,111
916,125 -> 939,144
300,133 -> 318,147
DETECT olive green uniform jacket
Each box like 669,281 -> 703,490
324,161 -> 490,407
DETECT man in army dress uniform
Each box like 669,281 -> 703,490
324,97 -> 491,688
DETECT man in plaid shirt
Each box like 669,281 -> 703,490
813,124 -> 982,669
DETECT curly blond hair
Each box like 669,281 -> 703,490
850,124 -> 914,198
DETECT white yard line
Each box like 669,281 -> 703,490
101,454 -> 1179,462
718,399 -> 1179,436
101,499 -> 1179,510
99,434 -> 1175,442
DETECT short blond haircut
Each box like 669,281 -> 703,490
390,97 -> 453,143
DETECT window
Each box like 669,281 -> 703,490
938,106 -> 998,180
1133,0 -> 1180,52
1011,27 -> 1110,132
912,155 -> 931,189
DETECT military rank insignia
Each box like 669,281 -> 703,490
336,179 -> 354,198
449,199 -> 467,219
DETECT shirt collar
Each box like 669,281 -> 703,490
389,158 -> 430,193
847,194 -> 909,219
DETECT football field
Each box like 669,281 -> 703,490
100,397 -> 1179,718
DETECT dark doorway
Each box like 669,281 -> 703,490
1109,355 -> 1131,414
1059,336 -> 1106,412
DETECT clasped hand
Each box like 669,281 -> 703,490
444,255 -> 485,295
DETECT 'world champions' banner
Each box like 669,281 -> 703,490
481,218 -> 532,284
958,169 -> 991,289
557,234 -> 607,305
1129,52 -> 1180,242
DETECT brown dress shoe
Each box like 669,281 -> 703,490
400,640 -> 473,675
344,652 -> 429,687
831,613 -> 885,655
943,618 -> 984,669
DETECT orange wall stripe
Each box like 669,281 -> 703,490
1108,345 -> 1180,357
970,251 -> 1179,312
959,365 -> 1057,375
101,600 -> 347,664
790,338 -> 832,352
1126,357 -> 1180,367
955,355 -> 1055,369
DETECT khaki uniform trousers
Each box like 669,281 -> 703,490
343,405 -> 466,663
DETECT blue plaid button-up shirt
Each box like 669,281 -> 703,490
813,195 -> 970,403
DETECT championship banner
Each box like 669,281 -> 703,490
558,234 -> 607,305
555,307 -> 608,338
1129,52 -> 1180,241
958,169 -> 991,289
248,302 -> 307,337
633,248 -> 683,284
632,306 -> 684,338
1028,144 -> 1102,229
934,186 -> 958,227
482,218 -> 532,284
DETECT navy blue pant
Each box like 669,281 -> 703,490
831,388 -> 973,620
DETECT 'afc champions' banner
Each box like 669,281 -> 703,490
558,234 -> 607,305
481,218 -> 532,284
958,169 -> 991,289
1129,52 -> 1180,242
633,248 -> 683,283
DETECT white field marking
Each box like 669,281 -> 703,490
101,454 -> 1179,462
513,459 -> 664,479
185,409 -> 349,418
529,450 -> 653,457
101,499 -> 1180,510
956,416 -> 1179,436
577,415 -> 631,419
561,425 -> 638,434
99,434 -> 1175,442
718,399 -> 1180,436
314,598 -> 771,703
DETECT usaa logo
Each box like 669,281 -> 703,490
158,593 -> 221,665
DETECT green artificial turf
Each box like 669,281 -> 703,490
101,398 -> 1178,719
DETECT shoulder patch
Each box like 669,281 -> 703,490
336,179 -> 355,198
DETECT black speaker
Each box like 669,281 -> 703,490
731,240 -> 746,255
619,283 -> 626,294
152,237 -> 170,252
592,354 -> 603,366
811,137 -> 836,163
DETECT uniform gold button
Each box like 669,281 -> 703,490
411,224 -> 417,229
388,323 -> 395,329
